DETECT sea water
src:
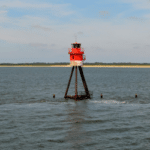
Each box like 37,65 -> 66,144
0,67 -> 150,149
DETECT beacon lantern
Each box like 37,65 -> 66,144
68,42 -> 86,66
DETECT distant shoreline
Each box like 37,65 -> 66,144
1,65 -> 150,68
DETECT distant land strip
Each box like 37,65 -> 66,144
1,63 -> 150,68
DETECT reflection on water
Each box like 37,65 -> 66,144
65,102 -> 92,149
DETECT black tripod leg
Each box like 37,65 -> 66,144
78,66 -> 90,98
75,66 -> 78,97
64,66 -> 74,98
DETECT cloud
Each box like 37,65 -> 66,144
0,10 -> 7,14
145,45 -> 150,47
127,16 -> 144,22
99,11 -> 110,19
0,1 -> 66,9
28,43 -> 56,49
0,1 -> 74,17
1,17 -> 150,54
144,13 -> 150,19
51,44 -> 55,47
77,31 -> 84,35
0,10 -> 8,23
29,43 -> 47,48
133,46 -> 140,49
31,25 -> 52,31
121,0 -> 150,10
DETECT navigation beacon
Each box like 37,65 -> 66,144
64,42 -> 91,100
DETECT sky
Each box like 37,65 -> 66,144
0,0 -> 150,63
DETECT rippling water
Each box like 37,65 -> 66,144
1,67 -> 150,149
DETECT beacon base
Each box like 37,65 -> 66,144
65,95 -> 90,100
64,66 -> 91,100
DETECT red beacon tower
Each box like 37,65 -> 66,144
64,42 -> 91,100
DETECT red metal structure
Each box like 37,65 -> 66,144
64,42 -> 91,100
68,42 -> 86,66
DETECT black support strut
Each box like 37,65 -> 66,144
64,66 -> 91,100
75,66 -> 78,98
78,66 -> 90,98
64,66 -> 74,98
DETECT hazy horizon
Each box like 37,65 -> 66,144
1,62 -> 150,64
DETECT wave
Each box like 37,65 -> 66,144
90,100 -> 126,104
